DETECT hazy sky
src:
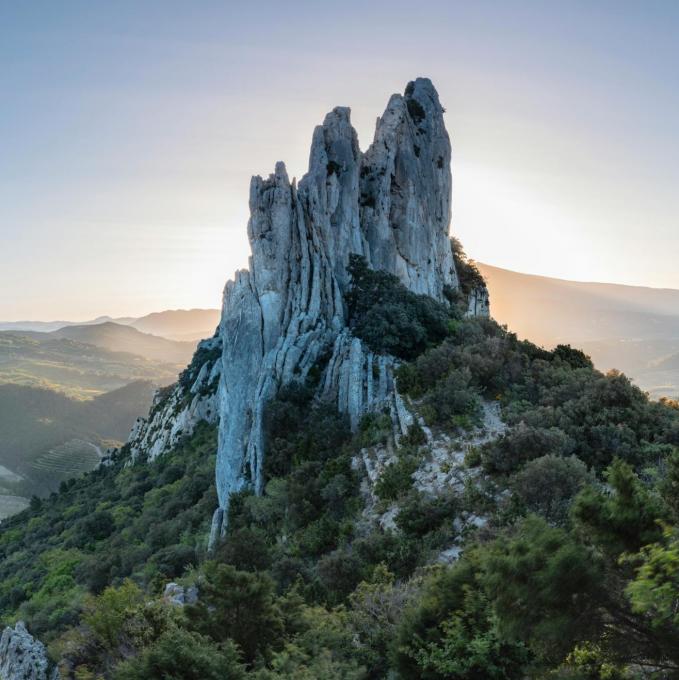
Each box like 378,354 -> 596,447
2,1 -> 678,320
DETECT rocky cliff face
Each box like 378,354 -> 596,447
0,622 -> 58,680
211,78 -> 486,537
126,335 -> 221,462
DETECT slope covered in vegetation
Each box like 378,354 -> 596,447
4,260 -> 679,679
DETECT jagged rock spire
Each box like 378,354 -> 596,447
122,79 -> 488,545
214,78 -> 463,531
361,78 -> 457,298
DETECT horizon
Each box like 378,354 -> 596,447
7,262 -> 679,325
3,1 -> 679,319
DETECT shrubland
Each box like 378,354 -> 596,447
4,259 -> 679,678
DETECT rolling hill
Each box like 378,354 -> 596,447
0,324 -> 189,515
0,331 -> 181,399
130,308 -> 220,341
47,322 -> 195,364
478,262 -> 679,398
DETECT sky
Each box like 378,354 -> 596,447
1,1 -> 679,320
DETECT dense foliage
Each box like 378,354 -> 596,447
0,423 -> 217,644
345,254 -> 456,359
450,237 -> 485,299
5,260 -> 679,678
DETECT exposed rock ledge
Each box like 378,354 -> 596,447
0,622 -> 58,680
127,335 -> 222,462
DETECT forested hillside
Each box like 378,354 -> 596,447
4,258 -> 679,678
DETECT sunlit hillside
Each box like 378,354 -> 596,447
479,262 -> 679,399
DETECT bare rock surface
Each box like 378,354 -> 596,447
0,622 -> 58,680
354,401 -> 505,550
127,335 -> 222,462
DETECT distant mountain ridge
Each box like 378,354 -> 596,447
0,315 -> 136,333
46,322 -> 195,365
130,308 -> 220,341
0,308 -> 220,342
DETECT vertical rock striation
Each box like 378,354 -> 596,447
360,79 -> 457,299
212,78 -> 485,536
126,335 -> 222,462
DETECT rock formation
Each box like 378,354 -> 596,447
0,622 -> 58,680
211,78 -> 487,537
127,335 -> 222,462
120,78 -> 488,541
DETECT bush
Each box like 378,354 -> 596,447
375,455 -> 419,501
553,344 -> 593,370
216,527 -> 272,572
356,411 -> 392,448
185,562 -> 284,664
482,515 -> 605,663
451,237 -> 486,298
264,384 -> 350,480
345,255 -> 455,360
420,368 -> 482,428
114,628 -> 246,680
511,455 -> 593,526
82,580 -> 145,650
396,555 -> 528,679
482,423 -> 575,475
395,491 -> 458,538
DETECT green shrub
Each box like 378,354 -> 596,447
511,455 -> 593,526
375,455 -> 419,501
356,411 -> 393,448
345,255 -> 455,360
402,422 -> 427,447
185,562 -> 284,664
481,423 -> 575,475
395,491 -> 458,538
114,628 -> 246,680
451,237 -> 486,298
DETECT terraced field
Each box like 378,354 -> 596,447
30,439 -> 102,483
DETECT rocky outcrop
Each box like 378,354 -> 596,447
212,78 -> 479,536
127,335 -> 221,462
359,79 -> 457,299
162,582 -> 198,607
0,622 -> 58,680
466,284 -> 490,318
354,401 -> 505,553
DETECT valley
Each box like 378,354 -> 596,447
0,311 -> 218,517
